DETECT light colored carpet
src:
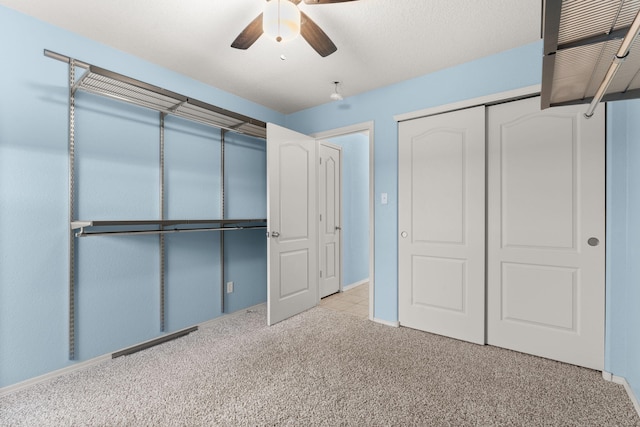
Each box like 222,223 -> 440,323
1,305 -> 639,426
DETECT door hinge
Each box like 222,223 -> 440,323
320,271 -> 323,278
320,214 -> 322,221
320,157 -> 322,165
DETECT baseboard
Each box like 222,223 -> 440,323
373,317 -> 399,328
603,371 -> 640,418
0,354 -> 111,397
342,279 -> 369,292
0,303 -> 267,397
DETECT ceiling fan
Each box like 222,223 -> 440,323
231,0 -> 358,57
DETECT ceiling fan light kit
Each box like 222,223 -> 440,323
263,0 -> 301,42
231,0 -> 358,57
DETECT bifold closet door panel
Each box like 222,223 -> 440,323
486,96 -> 605,370
398,106 -> 486,345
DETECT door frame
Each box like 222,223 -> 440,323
319,141 -> 343,297
312,122 -> 375,321
394,85 -> 542,123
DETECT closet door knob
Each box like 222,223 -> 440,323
401,231 -> 408,238
335,226 -> 342,231
271,231 -> 280,238
588,237 -> 599,247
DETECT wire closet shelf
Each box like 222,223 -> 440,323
45,49 -> 267,139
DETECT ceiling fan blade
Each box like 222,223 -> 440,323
231,13 -> 263,50
303,0 -> 358,4
300,11 -> 337,57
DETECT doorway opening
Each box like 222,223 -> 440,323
313,123 -> 374,320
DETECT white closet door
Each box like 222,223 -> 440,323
267,123 -> 318,325
487,97 -> 605,370
398,106 -> 486,345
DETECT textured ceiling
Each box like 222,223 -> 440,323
0,0 -> 542,114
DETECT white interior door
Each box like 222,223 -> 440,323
398,106 -> 486,344
487,97 -> 605,370
319,142 -> 342,298
267,123 -> 318,325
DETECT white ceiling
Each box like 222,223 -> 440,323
0,0 -> 542,114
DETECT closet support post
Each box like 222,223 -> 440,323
159,113 -> 166,332
220,129 -> 226,313
68,59 -> 77,360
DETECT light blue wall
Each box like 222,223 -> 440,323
223,132 -> 268,313
3,4 -> 640,406
163,115 -> 223,333
287,39 -> 640,404
0,5 -> 277,388
325,134 -> 369,286
224,132 -> 267,219
286,40 -> 543,322
607,101 -> 640,402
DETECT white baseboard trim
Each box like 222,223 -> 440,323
342,279 -> 369,292
373,317 -> 399,328
0,303 -> 268,398
0,354 -> 111,398
603,371 -> 640,417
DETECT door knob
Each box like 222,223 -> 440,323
401,231 -> 408,238
271,231 -> 280,238
335,226 -> 342,231
587,237 -> 599,247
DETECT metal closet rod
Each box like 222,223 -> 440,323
76,225 -> 267,238
585,9 -> 640,118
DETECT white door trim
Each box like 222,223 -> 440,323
394,84 -> 541,123
312,122 -> 375,321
